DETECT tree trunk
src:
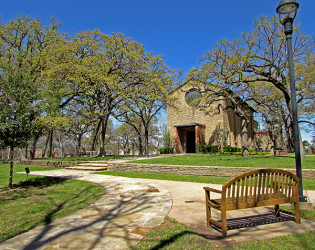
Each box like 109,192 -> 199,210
98,117 -> 109,157
144,126 -> 149,155
42,132 -> 50,157
47,130 -> 54,157
285,120 -> 295,153
9,146 -> 14,188
58,131 -> 65,158
241,118 -> 249,157
91,120 -> 101,151
299,126 -> 305,159
138,136 -> 143,155
268,129 -> 276,151
76,135 -> 82,157
29,136 -> 39,159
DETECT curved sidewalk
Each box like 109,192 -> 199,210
0,170 -> 172,250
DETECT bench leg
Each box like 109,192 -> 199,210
221,210 -> 227,237
274,204 -> 280,217
206,205 -> 212,227
205,191 -> 212,227
294,202 -> 301,224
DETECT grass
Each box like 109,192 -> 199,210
130,154 -> 315,169
134,217 -> 214,249
97,171 -> 231,184
134,217 -> 315,250
0,164 -> 104,242
230,232 -> 315,250
97,171 -> 315,190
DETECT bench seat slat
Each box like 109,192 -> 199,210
208,197 -> 299,211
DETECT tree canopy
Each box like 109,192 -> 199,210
188,15 -> 314,154
0,15 -> 179,187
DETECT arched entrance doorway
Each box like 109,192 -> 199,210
174,123 -> 206,153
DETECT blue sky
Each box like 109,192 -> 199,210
1,0 -> 314,141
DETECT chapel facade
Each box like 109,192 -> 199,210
167,83 -> 258,154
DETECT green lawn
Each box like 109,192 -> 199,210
0,164 -> 104,242
97,171 -> 231,184
97,171 -> 315,190
130,154 -> 315,169
135,217 -> 315,250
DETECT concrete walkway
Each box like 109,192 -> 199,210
1,169 -> 315,249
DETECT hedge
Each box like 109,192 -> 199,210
198,145 -> 219,154
159,147 -> 174,154
223,146 -> 242,152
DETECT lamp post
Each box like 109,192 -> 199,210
276,0 -> 307,202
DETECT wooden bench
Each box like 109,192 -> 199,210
204,168 -> 301,237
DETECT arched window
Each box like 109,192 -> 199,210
185,89 -> 201,107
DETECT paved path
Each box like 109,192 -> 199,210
1,169 -> 315,249
0,170 -> 172,250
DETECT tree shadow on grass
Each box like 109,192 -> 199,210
17,176 -> 67,188
0,177 -> 67,202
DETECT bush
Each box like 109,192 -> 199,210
198,145 -> 218,154
159,147 -> 174,154
223,146 -> 242,153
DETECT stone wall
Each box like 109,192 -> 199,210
19,160 -> 78,168
107,162 -> 315,179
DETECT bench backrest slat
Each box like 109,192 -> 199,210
241,178 -> 245,203
265,172 -> 270,199
245,176 -> 249,202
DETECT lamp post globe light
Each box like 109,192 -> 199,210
276,0 -> 307,202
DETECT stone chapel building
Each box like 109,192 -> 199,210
167,83 -> 258,154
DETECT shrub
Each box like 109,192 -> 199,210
198,145 -> 206,154
159,147 -> 174,154
223,146 -> 242,153
198,145 -> 218,154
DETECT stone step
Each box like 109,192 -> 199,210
65,166 -> 108,171
75,162 -> 108,167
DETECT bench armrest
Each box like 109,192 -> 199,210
203,187 -> 222,194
